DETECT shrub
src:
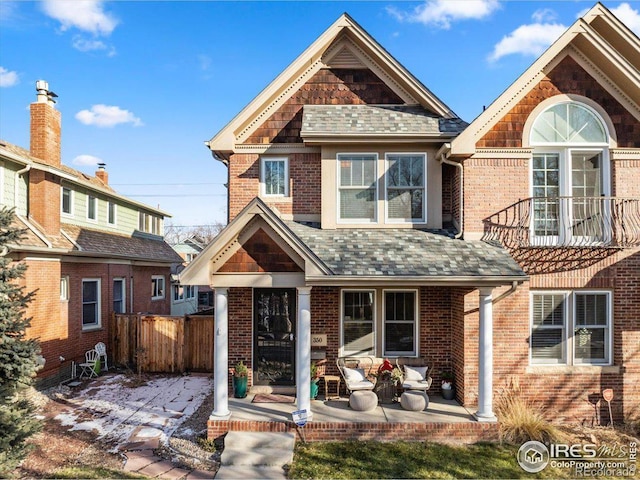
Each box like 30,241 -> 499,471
495,379 -> 563,445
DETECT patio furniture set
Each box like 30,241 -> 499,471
336,356 -> 432,412
78,342 -> 109,379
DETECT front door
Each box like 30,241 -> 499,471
254,289 -> 296,386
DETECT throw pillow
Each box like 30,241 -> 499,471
343,366 -> 366,383
404,365 -> 428,382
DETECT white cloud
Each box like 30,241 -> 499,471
0,67 -> 19,87
72,35 -> 116,56
75,105 -> 143,128
532,8 -> 557,24
388,0 -> 500,29
611,3 -> 640,36
73,154 -> 102,166
488,19 -> 566,62
41,0 -> 118,35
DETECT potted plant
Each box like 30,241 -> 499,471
310,361 -> 320,399
441,371 -> 455,400
233,360 -> 248,398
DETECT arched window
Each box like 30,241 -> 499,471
528,101 -> 610,244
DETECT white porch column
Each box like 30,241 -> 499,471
296,286 -> 313,420
212,287 -> 231,419
476,287 -> 497,422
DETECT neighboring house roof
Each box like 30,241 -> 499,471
61,224 -> 182,263
180,198 -> 527,286
450,2 -> 640,156
286,221 -> 526,280
301,105 -> 468,140
208,13 -> 461,156
0,140 -> 171,217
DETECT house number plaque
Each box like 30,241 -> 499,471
311,334 -> 327,347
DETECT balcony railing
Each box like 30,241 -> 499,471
482,196 -> 640,248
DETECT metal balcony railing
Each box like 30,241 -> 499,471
482,196 -> 640,248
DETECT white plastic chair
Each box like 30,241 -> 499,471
94,342 -> 108,371
79,349 -> 100,379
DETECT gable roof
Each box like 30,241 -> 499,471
450,2 -> 640,156
207,13 -> 460,157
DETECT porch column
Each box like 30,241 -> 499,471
476,287 -> 497,422
296,286 -> 313,420
212,287 -> 231,419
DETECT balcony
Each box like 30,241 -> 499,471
482,196 -> 640,249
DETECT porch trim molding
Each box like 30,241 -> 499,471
475,287 -> 497,422
211,287 -> 231,419
296,286 -> 313,420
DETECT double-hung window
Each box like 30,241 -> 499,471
61,187 -> 73,215
151,275 -> 165,300
530,291 -> 611,365
173,285 -> 184,302
341,290 -> 375,356
108,201 -> 117,225
82,279 -> 101,329
386,154 -> 426,222
383,290 -> 417,356
113,278 -> 125,313
338,154 -> 377,222
261,157 -> 288,197
87,195 -> 97,221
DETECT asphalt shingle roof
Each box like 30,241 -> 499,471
62,224 -> 182,263
285,221 -> 526,278
300,105 -> 468,137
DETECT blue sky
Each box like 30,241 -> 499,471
1,1 -> 639,229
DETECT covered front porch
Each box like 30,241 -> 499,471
207,393 -> 499,443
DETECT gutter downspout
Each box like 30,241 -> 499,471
438,144 -> 463,239
493,280 -> 520,303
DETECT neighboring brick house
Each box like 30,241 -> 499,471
181,3 -> 639,425
1,81 -> 182,387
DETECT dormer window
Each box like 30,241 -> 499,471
386,153 -> 425,223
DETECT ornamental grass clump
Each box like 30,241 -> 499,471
495,378 -> 563,445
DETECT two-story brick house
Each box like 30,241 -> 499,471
1,81 -> 182,386
181,3 -> 639,425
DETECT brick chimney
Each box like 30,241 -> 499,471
95,163 -> 108,185
30,80 -> 61,168
28,80 -> 61,237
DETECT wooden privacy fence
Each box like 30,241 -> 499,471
111,313 -> 214,373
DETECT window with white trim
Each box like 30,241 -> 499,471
151,275 -> 165,300
385,154 -> 425,223
108,201 -> 116,225
173,284 -> 184,302
138,212 -> 164,235
260,157 -> 288,197
61,187 -> 73,215
82,279 -> 101,329
383,290 -> 417,356
185,285 -> 195,299
113,278 -> 125,313
338,154 -> 377,222
530,291 -> 611,365
341,290 -> 375,356
530,102 -> 610,244
60,276 -> 69,301
87,195 -> 97,221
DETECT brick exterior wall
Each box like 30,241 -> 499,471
246,68 -> 404,144
20,259 -> 172,384
218,228 -> 302,273
30,101 -> 61,167
28,169 -> 61,236
478,56 -> 640,149
228,152 -> 321,221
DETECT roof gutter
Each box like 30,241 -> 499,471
437,143 -> 463,239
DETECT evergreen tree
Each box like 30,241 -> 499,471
0,207 -> 41,474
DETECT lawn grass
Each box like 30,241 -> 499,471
289,441 -> 572,479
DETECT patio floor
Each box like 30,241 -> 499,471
228,394 -> 475,424
208,393 -> 499,443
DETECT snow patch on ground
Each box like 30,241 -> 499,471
53,374 -> 211,451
